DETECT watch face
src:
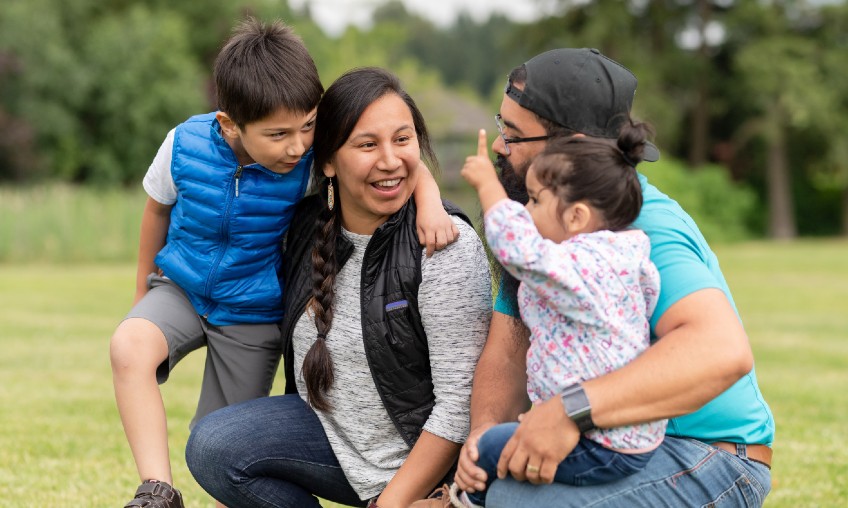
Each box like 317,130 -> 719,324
561,385 -> 594,433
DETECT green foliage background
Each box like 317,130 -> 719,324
641,159 -> 758,243
2,0 -> 848,237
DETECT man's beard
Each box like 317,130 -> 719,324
496,155 -> 529,205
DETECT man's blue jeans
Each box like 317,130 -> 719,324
469,423 -> 653,505
483,436 -> 771,507
185,394 -> 365,508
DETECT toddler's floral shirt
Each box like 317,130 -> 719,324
486,199 -> 666,451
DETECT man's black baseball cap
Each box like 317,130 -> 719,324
505,48 -> 659,162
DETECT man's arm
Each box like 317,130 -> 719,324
586,287 -> 753,427
493,287 -> 753,484
455,311 -> 531,493
134,197 -> 172,304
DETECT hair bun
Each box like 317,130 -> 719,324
617,120 -> 654,167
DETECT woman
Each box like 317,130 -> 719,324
185,67 -> 492,508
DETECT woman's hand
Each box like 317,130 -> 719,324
462,130 -> 508,214
376,431 -> 461,507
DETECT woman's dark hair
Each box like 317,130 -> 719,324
532,119 -> 654,232
302,67 -> 437,411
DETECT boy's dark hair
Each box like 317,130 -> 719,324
532,119 -> 654,232
304,67 -> 437,411
214,17 -> 323,127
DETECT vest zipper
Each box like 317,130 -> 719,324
234,165 -> 243,197
203,165 -> 241,300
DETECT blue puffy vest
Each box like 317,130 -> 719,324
155,112 -> 312,325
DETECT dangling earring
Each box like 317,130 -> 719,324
327,179 -> 335,211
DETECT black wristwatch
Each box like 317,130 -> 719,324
560,383 -> 595,433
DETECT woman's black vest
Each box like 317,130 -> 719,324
281,194 -> 471,447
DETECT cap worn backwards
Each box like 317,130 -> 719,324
505,48 -> 659,162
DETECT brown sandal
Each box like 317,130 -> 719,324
124,480 -> 185,508
409,483 -> 481,508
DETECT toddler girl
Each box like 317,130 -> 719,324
457,120 -> 665,507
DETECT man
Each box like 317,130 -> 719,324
450,48 -> 774,507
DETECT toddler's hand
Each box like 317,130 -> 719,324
462,129 -> 508,214
461,129 -> 499,191
417,206 -> 459,257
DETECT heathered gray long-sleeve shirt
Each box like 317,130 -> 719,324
292,217 -> 492,500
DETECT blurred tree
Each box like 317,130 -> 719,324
82,5 -> 206,184
812,1 -> 848,235
510,0 -> 690,165
0,0 -> 842,241
149,0 -> 263,65
0,0 -> 93,181
513,0 -> 847,238
296,12 -> 475,139
0,0 -> 294,184
730,1 -> 834,239
370,1 -> 527,100
686,0 -> 716,167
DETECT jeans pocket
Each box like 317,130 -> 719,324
702,474 -> 763,508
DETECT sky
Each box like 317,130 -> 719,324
288,0 -> 558,36
290,0 -> 846,37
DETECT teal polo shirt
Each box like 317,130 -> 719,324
494,174 -> 775,446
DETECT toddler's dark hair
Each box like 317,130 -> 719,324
214,17 -> 323,127
531,119 -> 653,232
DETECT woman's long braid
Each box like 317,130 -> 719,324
301,68 -> 438,411
302,179 -> 339,411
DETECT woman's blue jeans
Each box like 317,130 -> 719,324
482,436 -> 772,507
185,394 -> 365,508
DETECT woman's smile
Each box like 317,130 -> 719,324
374,178 -> 401,188
371,177 -> 404,195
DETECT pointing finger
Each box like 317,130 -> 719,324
477,129 -> 488,157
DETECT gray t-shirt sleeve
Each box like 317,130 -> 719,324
418,217 -> 492,443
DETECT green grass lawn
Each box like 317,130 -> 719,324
712,240 -> 848,506
1,240 -> 846,507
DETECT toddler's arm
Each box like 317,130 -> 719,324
461,129 -> 508,213
413,163 -> 459,257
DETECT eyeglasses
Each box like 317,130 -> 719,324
495,114 -> 551,155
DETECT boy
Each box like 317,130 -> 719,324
111,18 -> 456,508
